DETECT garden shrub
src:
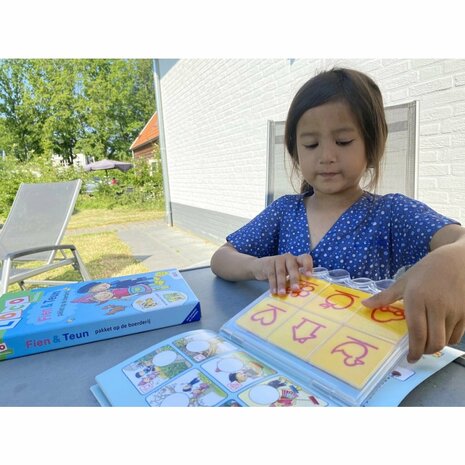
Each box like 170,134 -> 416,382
0,156 -> 164,221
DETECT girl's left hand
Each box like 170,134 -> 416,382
362,243 -> 465,363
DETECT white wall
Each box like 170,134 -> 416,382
158,59 -> 465,225
158,59 -> 291,219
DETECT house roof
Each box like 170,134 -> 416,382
130,112 -> 159,150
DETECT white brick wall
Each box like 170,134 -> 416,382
158,59 -> 465,224
159,59 -> 290,218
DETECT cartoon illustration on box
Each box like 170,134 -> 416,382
73,277 -> 153,303
0,269 -> 201,362
70,275 -> 188,316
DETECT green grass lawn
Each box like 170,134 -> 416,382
68,208 -> 164,230
7,208 -> 164,293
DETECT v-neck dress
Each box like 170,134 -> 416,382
226,191 -> 460,280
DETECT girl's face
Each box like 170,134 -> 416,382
296,100 -> 367,198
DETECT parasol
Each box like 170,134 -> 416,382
83,159 -> 133,176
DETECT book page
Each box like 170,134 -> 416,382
221,274 -> 409,405
94,329 -> 331,407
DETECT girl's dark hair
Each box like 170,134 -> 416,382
284,68 -> 388,193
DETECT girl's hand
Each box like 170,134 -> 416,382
362,243 -> 465,363
251,253 -> 314,295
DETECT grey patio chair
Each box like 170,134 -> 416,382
0,180 -> 91,296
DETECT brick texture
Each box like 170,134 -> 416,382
158,59 -> 465,225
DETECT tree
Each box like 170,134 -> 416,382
0,59 -> 44,161
0,59 -> 156,163
27,59 -> 85,165
76,59 -> 156,160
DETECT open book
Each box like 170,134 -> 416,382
91,268 -> 463,407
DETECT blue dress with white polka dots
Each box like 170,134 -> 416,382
226,191 -> 459,280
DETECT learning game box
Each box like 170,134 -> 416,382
91,267 -> 464,407
0,269 -> 200,361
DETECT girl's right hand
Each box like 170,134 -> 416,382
251,253 -> 314,296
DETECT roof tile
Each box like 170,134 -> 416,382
130,112 -> 159,150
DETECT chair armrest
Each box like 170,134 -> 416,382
4,244 -> 78,261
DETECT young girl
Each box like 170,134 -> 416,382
211,67 -> 465,363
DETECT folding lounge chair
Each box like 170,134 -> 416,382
0,180 -> 91,296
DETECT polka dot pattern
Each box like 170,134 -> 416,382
226,192 -> 459,280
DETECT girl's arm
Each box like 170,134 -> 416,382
363,224 -> 465,363
211,243 -> 313,295
429,223 -> 465,251
210,243 -> 258,281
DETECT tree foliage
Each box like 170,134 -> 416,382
0,60 -> 43,160
0,59 -> 156,163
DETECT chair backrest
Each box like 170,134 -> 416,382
0,180 -> 82,262
266,102 -> 417,206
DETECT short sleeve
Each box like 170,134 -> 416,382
390,193 -> 460,272
226,197 -> 289,257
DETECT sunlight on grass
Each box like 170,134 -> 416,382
65,231 -> 149,278
6,208 -> 166,294
68,209 -> 164,230
7,231 -> 149,294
